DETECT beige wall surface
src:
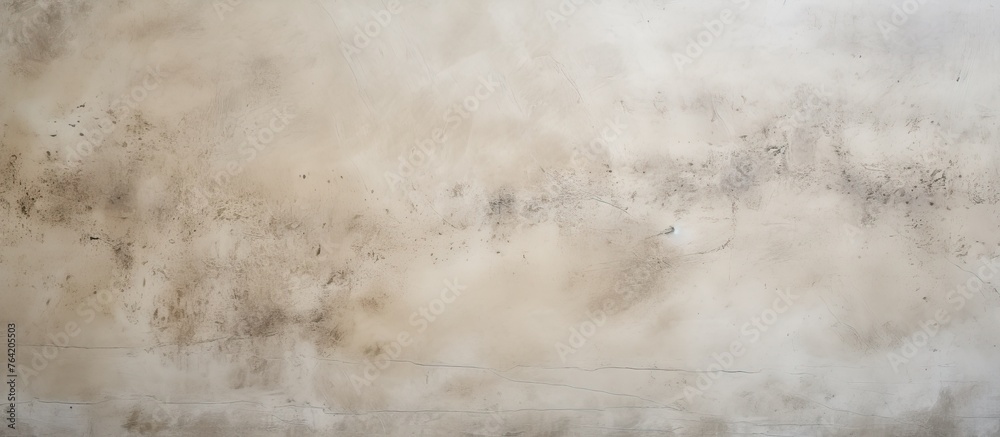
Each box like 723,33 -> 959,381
1,0 -> 999,435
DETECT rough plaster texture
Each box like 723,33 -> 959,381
1,0 -> 999,435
